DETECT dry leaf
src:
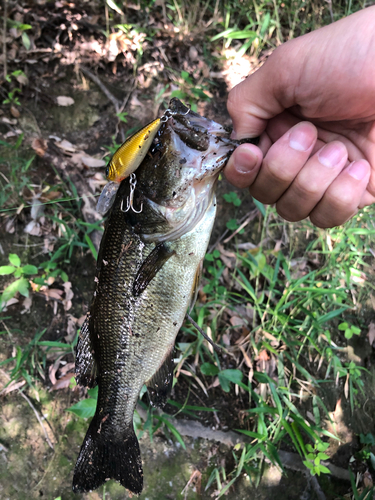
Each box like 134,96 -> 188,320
56,96 -> 75,106
24,220 -> 41,236
81,156 -> 106,168
10,105 -> 20,118
229,316 -> 245,327
16,73 -> 28,85
60,362 -> 75,375
63,282 -> 74,311
21,296 -> 32,314
64,314 -> 77,343
363,470 -> 373,488
0,379 -> 26,396
1,117 -> 17,125
368,322 -> 375,346
49,357 -> 63,385
50,373 -> 74,391
5,216 -> 16,234
56,139 -> 76,153
258,349 -> 270,361
31,137 -> 48,156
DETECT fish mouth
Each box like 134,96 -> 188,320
139,103 -> 238,243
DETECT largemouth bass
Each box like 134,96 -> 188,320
73,99 -> 242,494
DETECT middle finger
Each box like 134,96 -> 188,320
276,141 -> 348,221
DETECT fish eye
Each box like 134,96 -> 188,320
105,166 -> 110,178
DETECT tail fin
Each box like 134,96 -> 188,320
72,415 -> 143,494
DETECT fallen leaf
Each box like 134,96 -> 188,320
64,314 -> 77,343
5,216 -> 16,234
15,73 -> 28,85
0,379 -> 26,395
1,117 -> 17,125
31,137 -> 48,156
21,296 -> 32,314
56,139 -> 76,153
258,349 -> 270,361
60,362 -> 75,375
363,470 -> 373,488
49,357 -> 63,385
63,282 -> 74,311
50,373 -> 74,391
41,288 -> 64,301
189,46 -> 198,61
56,96 -> 75,106
368,322 -> 375,346
229,316 -> 245,327
10,105 -> 20,118
81,156 -> 106,168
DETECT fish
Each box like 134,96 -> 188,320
73,98 -> 245,495
96,118 -> 162,216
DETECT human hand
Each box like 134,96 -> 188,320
225,7 -> 375,228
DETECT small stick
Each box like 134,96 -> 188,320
3,0 -> 7,79
186,314 -> 225,353
80,66 -> 121,113
18,391 -> 54,450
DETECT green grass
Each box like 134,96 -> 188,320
1,0 -> 371,497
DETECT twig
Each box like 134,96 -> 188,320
80,66 -> 121,113
18,391 -> 54,450
310,475 -> 327,500
223,210 -> 259,244
208,209 -> 258,254
186,314 -> 225,353
3,0 -> 7,79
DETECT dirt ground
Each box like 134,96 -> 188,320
1,1 -> 375,499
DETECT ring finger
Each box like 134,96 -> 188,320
276,141 -> 348,221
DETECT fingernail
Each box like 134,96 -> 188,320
289,123 -> 314,152
347,160 -> 369,180
234,148 -> 258,174
318,143 -> 346,168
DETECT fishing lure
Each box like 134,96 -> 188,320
96,107 -> 190,216
106,118 -> 162,183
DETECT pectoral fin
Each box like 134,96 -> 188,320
146,346 -> 174,408
75,314 -> 98,388
133,242 -> 175,297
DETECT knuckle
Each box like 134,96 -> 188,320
264,157 -> 293,183
249,186 -> 277,204
329,184 -> 358,212
293,179 -> 322,199
277,206 -> 302,222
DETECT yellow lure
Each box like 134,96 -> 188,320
106,118 -> 162,182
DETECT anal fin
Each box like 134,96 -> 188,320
133,242 -> 175,297
75,314 -> 98,388
146,346 -> 174,408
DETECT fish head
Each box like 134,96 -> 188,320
132,99 -> 237,241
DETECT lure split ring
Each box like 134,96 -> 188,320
160,105 -> 190,123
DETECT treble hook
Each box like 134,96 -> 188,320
120,173 -> 143,213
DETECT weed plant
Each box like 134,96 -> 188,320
1,0 -> 371,497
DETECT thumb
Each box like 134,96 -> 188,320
227,46 -> 296,139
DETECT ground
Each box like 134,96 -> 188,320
1,1 -> 375,499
